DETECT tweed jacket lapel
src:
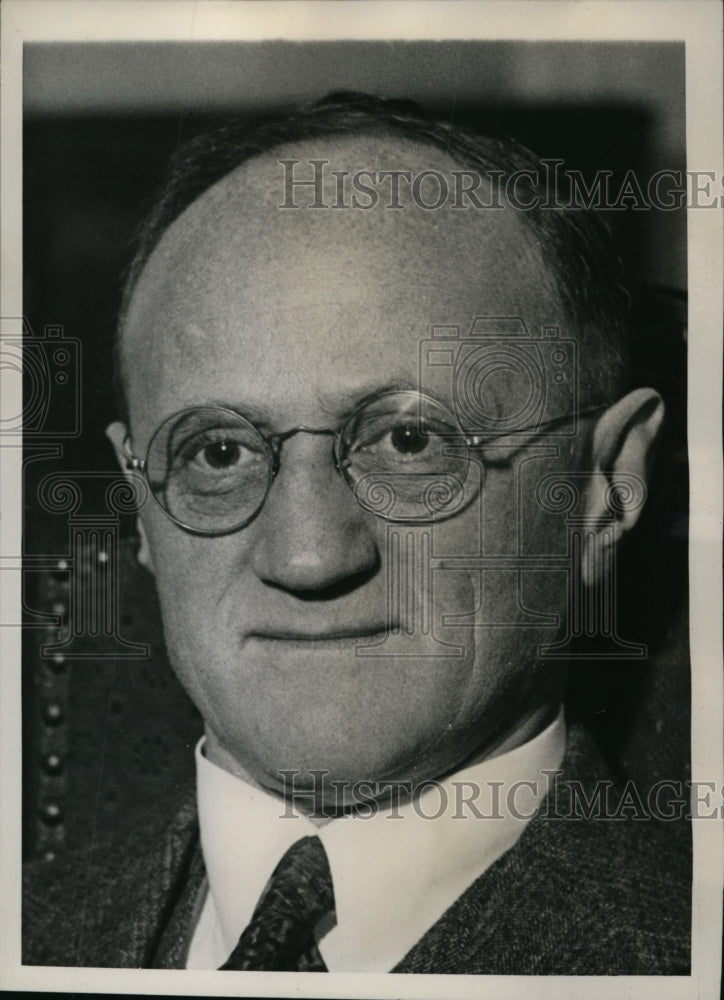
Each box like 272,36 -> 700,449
23,793 -> 201,967
89,795 -> 202,967
393,722 -> 594,974
152,832 -> 207,968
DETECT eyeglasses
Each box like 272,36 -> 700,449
123,390 -> 604,536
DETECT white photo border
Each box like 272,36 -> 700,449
2,2 -> 722,998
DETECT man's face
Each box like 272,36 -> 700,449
118,137 -> 576,800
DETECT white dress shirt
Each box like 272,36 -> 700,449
186,709 -> 565,972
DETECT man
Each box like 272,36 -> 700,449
23,93 -> 690,974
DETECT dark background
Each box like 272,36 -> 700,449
21,41 -> 689,860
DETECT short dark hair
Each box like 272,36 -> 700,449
115,91 -> 631,422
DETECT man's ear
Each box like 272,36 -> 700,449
106,421 -> 155,575
581,387 -> 665,586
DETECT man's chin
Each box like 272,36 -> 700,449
229,725 -> 476,814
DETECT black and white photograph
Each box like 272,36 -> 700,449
1,2 -> 722,997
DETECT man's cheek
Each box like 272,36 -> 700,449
142,511 -> 239,592
431,566 -> 528,635
429,565 -> 566,693
429,567 -> 478,659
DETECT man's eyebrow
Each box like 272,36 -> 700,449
202,399 -> 277,427
316,379 -> 423,417
204,380 -> 425,427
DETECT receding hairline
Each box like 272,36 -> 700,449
122,130 -> 560,332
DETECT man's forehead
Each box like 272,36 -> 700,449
128,132 -> 551,295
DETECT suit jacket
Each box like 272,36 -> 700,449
23,723 -> 691,974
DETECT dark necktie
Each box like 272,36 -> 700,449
219,835 -> 335,972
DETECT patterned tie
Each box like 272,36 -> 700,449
219,835 -> 335,972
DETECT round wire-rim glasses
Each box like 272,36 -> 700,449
122,389 -> 604,536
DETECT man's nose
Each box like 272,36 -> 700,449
249,435 -> 380,593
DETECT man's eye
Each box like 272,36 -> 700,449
389,422 -> 430,455
176,431 -> 261,473
200,440 -> 242,470
354,419 -> 450,467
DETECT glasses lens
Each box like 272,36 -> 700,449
145,407 -> 271,534
340,391 -> 472,520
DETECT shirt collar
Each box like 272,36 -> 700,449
195,708 -> 565,972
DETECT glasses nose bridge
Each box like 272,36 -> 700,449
267,425 -> 341,478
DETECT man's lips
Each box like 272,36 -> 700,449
246,627 -> 391,644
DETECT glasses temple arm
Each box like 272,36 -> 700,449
464,403 -> 607,447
